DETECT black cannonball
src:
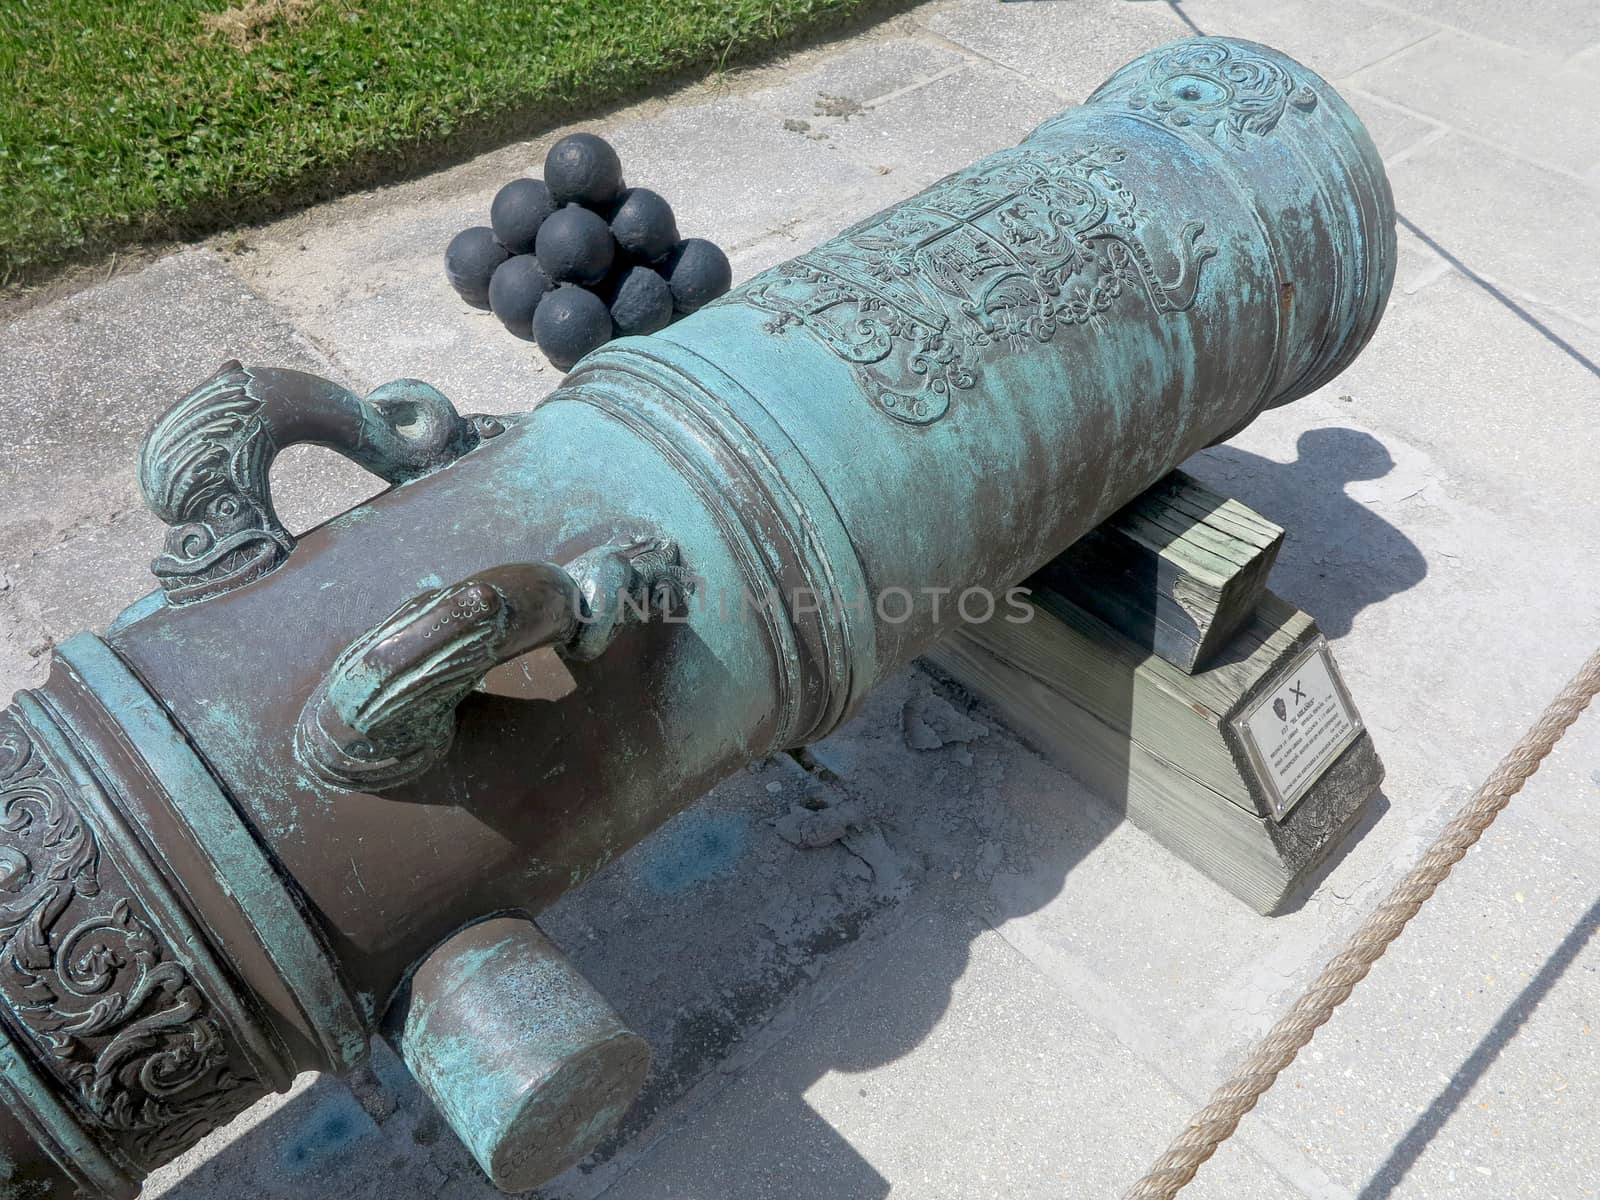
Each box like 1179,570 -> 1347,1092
534,285 -> 614,370
609,187 -> 679,265
664,238 -> 732,313
489,178 -> 557,255
544,133 -> 624,210
608,266 -> 674,337
444,226 -> 510,309
593,253 -> 631,303
535,205 -> 615,287
487,255 -> 552,339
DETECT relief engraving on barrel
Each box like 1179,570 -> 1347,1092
729,144 -> 1215,425
0,710 -> 267,1176
139,362 -> 497,606
1106,38 -> 1319,149
138,363 -> 292,606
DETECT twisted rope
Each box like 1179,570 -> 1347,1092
1124,646 -> 1600,1200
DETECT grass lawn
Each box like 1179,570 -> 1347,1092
0,0 -> 898,288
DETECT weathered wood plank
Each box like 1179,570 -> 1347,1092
1039,469 -> 1284,673
957,588 -> 1320,816
927,586 -> 1383,914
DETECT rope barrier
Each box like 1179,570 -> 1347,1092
1123,646 -> 1600,1200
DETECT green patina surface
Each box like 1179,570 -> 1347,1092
0,1042 -> 127,1199
56,634 -> 369,1072
397,921 -> 648,1185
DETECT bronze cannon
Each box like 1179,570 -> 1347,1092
0,37 -> 1393,1198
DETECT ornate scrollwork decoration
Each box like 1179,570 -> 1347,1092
723,144 -> 1214,425
138,362 -> 506,606
1096,37 -> 1319,149
0,710 -> 268,1174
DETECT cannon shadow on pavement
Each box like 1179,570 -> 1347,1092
1190,426 -> 1430,641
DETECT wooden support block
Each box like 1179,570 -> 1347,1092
927,587 -> 1383,914
1040,469 -> 1284,673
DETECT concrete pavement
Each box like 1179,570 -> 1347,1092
1,2 -> 1597,1197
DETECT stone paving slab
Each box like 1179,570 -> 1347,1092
230,157 -> 571,408
742,32 -> 966,120
1383,132 -> 1600,317
1165,0 -> 1434,82
1338,91 -> 1442,161
1186,396 -> 1600,854
922,0 -> 1190,102
1359,0 -> 1600,57
1353,31 -> 1600,178
602,94 -> 899,254
230,66 -> 915,411
0,250 -> 339,528
808,58 -> 1066,185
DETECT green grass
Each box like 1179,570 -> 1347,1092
0,0 -> 899,287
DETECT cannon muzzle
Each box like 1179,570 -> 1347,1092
0,36 -> 1393,1197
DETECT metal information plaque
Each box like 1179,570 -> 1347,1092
1235,640 -> 1363,821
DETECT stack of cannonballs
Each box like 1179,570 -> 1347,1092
445,132 -> 732,370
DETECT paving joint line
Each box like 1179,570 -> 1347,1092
1339,25 -> 1449,83
1346,0 -> 1570,59
974,908 -> 1356,1200
1354,91 -> 1597,187
905,11 -> 1093,105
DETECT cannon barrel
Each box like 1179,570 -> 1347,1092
0,36 -> 1392,1198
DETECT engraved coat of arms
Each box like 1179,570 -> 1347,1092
726,145 -> 1214,424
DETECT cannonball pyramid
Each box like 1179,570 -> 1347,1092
444,132 -> 733,371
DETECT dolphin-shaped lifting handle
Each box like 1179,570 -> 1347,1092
137,361 -> 505,605
294,541 -> 691,790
